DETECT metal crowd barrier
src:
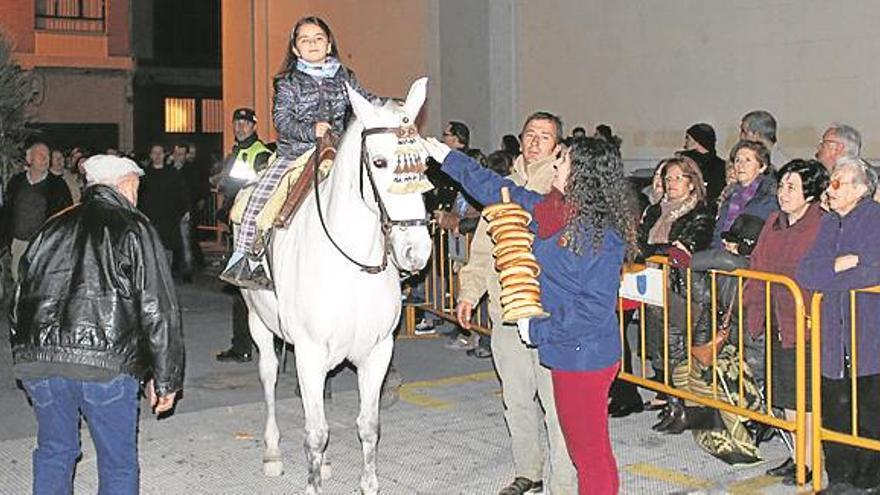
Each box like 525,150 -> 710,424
401,226 -> 492,338
809,287 -> 880,492
617,255 -> 810,486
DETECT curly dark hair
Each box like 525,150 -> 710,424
563,137 -> 638,259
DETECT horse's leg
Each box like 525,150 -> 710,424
355,336 -> 394,495
295,345 -> 330,495
249,313 -> 283,477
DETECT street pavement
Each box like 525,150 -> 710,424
0,272 -> 809,494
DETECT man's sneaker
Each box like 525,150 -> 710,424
443,333 -> 478,351
413,318 -> 436,335
499,477 -> 543,495
216,348 -> 252,363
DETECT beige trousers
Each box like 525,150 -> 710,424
10,238 -> 29,284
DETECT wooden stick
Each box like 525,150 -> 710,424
500,187 -> 510,203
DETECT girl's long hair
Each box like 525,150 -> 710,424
275,16 -> 340,79
563,137 -> 638,260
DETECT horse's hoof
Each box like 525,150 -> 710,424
263,459 -> 284,477
320,461 -> 332,480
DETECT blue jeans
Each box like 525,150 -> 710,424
23,375 -> 140,495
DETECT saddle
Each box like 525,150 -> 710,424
230,134 -> 337,232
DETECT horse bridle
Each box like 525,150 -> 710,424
313,120 -> 431,274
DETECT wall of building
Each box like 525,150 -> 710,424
515,0 -> 880,165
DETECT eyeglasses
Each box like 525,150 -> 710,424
664,174 -> 691,184
819,139 -> 843,148
829,178 -> 855,190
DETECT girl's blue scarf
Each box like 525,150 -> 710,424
297,56 -> 341,79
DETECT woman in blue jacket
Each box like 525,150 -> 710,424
424,136 -> 637,495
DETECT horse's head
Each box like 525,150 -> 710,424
347,77 -> 433,273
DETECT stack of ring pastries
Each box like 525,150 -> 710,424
483,200 -> 547,322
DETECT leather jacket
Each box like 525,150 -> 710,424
10,185 -> 184,396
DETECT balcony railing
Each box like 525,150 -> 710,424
35,0 -> 106,33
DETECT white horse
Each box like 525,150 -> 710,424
241,78 -> 433,495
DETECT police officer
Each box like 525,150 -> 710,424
214,107 -> 272,363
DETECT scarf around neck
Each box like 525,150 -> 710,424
297,56 -> 341,79
648,195 -> 698,245
535,187 -> 576,239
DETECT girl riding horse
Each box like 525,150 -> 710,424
221,16 -> 380,289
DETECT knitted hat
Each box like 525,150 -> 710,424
687,123 -> 717,152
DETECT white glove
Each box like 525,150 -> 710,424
421,137 -> 452,163
516,318 -> 533,346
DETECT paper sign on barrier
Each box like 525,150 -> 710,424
619,266 -> 664,307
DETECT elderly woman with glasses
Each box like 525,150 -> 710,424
797,159 -> 880,494
742,159 -> 828,485
636,156 -> 715,427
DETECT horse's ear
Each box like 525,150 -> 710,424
402,77 -> 428,122
346,83 -> 376,125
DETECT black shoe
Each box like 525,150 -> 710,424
467,347 -> 492,359
653,400 -> 685,432
609,400 -> 645,418
498,477 -> 542,495
216,348 -> 252,363
766,458 -> 796,478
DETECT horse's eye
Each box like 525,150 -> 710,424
372,158 -> 388,169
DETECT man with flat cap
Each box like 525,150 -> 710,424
213,107 -> 272,362
11,155 -> 184,494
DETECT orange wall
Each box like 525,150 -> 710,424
0,0 -> 35,52
221,0 -> 436,152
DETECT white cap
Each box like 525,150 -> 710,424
82,155 -> 144,185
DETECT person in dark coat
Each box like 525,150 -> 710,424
11,155 -> 184,493
636,156 -> 715,427
139,144 -> 190,269
680,122 -> 726,209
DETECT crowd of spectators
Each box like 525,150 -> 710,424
422,110 -> 880,493
1,141 -> 219,286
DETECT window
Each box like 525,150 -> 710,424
201,99 -> 223,134
164,98 -> 196,133
35,0 -> 106,33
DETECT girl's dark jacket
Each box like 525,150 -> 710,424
273,67 -> 378,159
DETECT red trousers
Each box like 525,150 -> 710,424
552,363 -> 620,495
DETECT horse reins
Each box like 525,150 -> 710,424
312,123 -> 430,274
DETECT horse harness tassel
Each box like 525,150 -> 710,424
313,118 -> 431,274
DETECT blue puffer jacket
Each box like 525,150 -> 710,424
273,66 -> 378,159
442,151 -> 623,372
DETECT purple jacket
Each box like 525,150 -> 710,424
797,199 -> 880,378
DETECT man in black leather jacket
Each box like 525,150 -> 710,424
10,155 -> 184,494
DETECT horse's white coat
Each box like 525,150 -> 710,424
242,78 -> 432,495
